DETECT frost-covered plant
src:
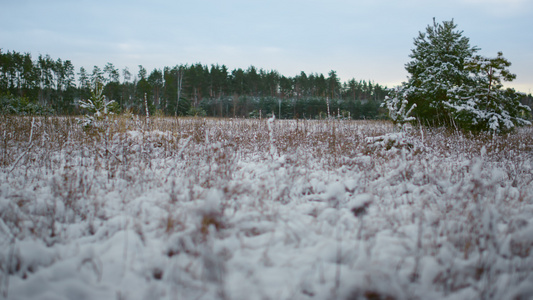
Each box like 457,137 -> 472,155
267,114 -> 277,157
77,80 -> 117,128
383,88 -> 417,129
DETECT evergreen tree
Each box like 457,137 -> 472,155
78,79 -> 117,127
102,63 -> 121,109
91,66 -> 105,86
229,68 -> 244,96
135,65 -> 153,114
121,67 -> 133,110
148,68 -> 163,109
246,66 -> 260,96
327,70 -> 341,100
403,19 -> 478,124
385,19 -> 530,132
78,67 -> 91,100
37,54 -> 54,105
445,52 -> 531,132
103,62 -> 120,83
294,71 -> 308,99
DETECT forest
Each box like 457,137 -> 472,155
0,49 -> 390,119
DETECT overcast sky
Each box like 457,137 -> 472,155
1,0 -> 532,93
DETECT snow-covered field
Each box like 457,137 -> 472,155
1,116 -> 533,300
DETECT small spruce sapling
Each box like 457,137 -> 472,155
78,80 -> 117,128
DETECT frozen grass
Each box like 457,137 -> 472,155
1,115 -> 532,300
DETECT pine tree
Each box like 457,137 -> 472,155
385,19 -> 531,133
78,80 -> 117,128
403,19 -> 479,124
444,52 -> 531,133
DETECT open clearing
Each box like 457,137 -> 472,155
1,116 -> 533,300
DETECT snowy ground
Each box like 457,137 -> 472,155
1,116 -> 533,300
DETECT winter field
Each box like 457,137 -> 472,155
1,116 -> 533,300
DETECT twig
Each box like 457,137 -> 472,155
165,136 -> 192,182
144,93 -> 150,129
8,143 -> 33,174
29,117 -> 35,144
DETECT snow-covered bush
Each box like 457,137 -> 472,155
365,132 -> 415,152
383,88 -> 417,129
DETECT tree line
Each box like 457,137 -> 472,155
1,49 -> 389,119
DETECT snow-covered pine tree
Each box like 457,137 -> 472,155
78,79 -> 117,128
387,19 -> 530,133
444,52 -> 531,133
402,18 -> 479,125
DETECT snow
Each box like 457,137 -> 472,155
1,117 -> 533,300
